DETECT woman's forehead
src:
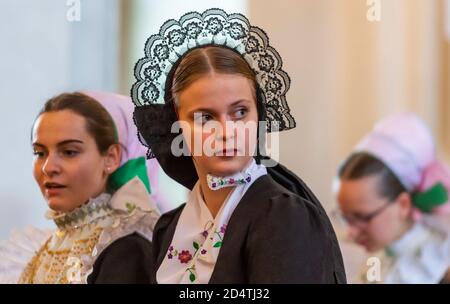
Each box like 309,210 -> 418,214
339,175 -> 384,208
33,110 -> 89,144
177,74 -> 255,111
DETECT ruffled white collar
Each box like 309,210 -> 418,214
46,194 -> 113,231
386,222 -> 429,257
382,219 -> 450,283
13,177 -> 160,284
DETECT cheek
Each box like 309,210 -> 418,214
69,155 -> 106,190
368,212 -> 396,241
242,125 -> 258,153
181,122 -> 205,153
32,160 -> 43,185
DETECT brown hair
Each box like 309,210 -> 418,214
339,152 -> 407,201
32,92 -> 117,155
171,46 -> 257,105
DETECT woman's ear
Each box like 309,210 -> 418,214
104,144 -> 121,174
396,191 -> 413,219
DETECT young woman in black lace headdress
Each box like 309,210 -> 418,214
133,8 -> 346,283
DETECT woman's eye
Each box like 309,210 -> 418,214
33,151 -> 45,157
195,113 -> 213,124
234,108 -> 248,119
62,150 -> 79,157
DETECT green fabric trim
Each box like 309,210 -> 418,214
412,182 -> 448,213
108,157 -> 151,193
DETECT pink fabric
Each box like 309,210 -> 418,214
82,91 -> 172,213
354,112 -> 450,216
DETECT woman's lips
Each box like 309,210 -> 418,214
46,187 -> 66,196
215,149 -> 239,156
44,182 -> 67,196
356,238 -> 369,248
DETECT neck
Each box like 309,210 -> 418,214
198,176 -> 232,218
194,159 -> 255,218
392,218 -> 415,244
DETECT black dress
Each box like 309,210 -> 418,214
152,164 -> 346,284
87,233 -> 153,284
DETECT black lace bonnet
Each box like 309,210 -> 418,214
132,8 -> 296,189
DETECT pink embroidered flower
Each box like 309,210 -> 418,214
178,250 -> 192,264
220,224 -> 227,234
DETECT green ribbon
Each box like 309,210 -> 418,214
412,182 -> 448,213
108,156 -> 151,193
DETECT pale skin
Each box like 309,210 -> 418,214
337,174 -> 413,252
32,110 -> 121,213
338,174 -> 450,282
176,73 -> 259,218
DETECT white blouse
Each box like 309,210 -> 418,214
382,216 -> 450,284
156,159 -> 267,284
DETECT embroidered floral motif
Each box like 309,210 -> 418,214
167,243 -> 195,264
213,224 -> 227,248
178,250 -> 192,264
207,174 -> 251,190
166,222 -> 228,282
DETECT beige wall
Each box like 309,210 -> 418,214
247,0 -> 450,212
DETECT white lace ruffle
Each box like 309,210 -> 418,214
0,226 -> 52,283
1,177 -> 160,284
78,177 -> 160,283
384,216 -> 450,284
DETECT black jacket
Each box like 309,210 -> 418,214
87,233 -> 153,284
152,164 -> 346,284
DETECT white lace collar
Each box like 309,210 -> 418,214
46,193 -> 113,231
383,219 -> 450,283
386,223 -> 429,257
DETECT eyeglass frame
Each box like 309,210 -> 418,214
333,197 -> 398,227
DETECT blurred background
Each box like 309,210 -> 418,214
1,0 -> 449,282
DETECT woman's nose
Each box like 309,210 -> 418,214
347,223 -> 362,241
215,117 -> 235,141
42,153 -> 61,177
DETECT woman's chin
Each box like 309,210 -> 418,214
47,198 -> 80,213
208,156 -> 251,176
363,242 -> 381,253
47,199 -> 66,212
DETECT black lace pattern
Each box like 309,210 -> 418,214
131,8 -> 296,158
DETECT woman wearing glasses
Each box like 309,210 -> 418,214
336,113 -> 450,283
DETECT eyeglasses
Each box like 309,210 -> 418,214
333,200 -> 395,227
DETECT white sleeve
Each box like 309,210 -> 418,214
0,226 -> 52,284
